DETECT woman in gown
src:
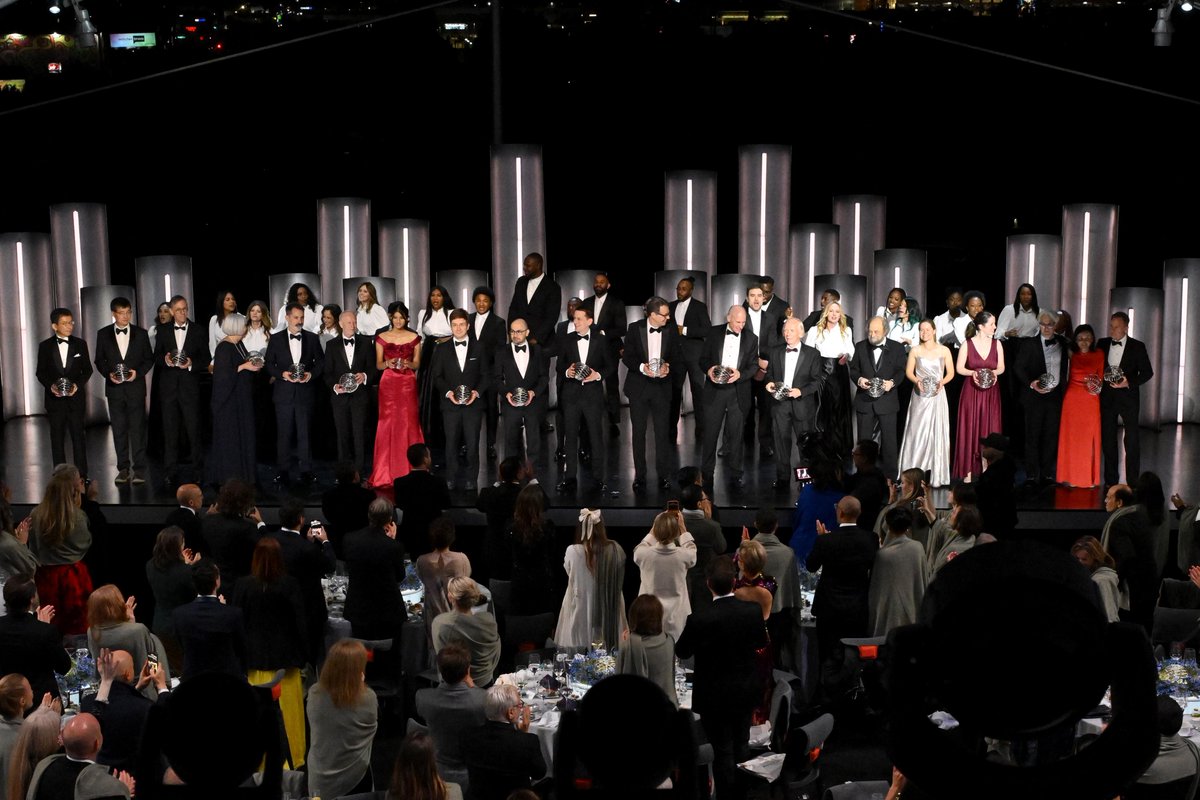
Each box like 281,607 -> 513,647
415,286 -> 454,460
209,315 -> 261,485
244,300 -> 276,467
733,539 -> 776,725
369,301 -> 424,488
555,508 -> 627,650
809,301 -> 856,461
898,319 -> 955,486
953,311 -> 1004,479
355,281 -> 390,337
1057,324 -> 1103,488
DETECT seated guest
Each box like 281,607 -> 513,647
1103,484 -> 1158,634
307,640 -> 378,800
6,704 -> 62,800
393,443 -> 452,559
845,440 -> 888,530
1072,535 -> 1121,624
200,479 -> 264,594
507,484 -> 558,615
26,712 -> 133,800
929,506 -> 981,579
0,673 -> 37,792
343,497 -> 408,640
417,516 -> 472,622
791,459 -> 845,563
432,578 -> 501,688
86,584 -> 171,699
164,483 -> 204,553
144,526 -> 199,671
82,648 -> 169,775
173,560 -> 246,680
415,643 -> 486,791
867,507 -> 928,637
321,462 -> 375,560
388,731 -> 464,800
0,576 -> 71,702
680,483 -> 725,612
462,684 -> 546,800
1124,696 -> 1200,800
615,594 -> 678,707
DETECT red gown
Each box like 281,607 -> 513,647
369,337 -> 425,488
1056,349 -> 1103,487
953,338 -> 1002,479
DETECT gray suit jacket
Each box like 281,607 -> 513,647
415,681 -> 487,785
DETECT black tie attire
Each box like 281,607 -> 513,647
622,319 -> 681,486
265,328 -> 325,479
95,323 -> 155,479
495,341 -> 549,472
848,338 -> 908,478
1098,335 -> 1154,486
153,319 -> 212,480
323,333 -> 377,476
557,329 -> 616,487
36,334 -> 94,476
1014,334 -> 1069,483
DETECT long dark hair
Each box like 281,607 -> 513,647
901,296 -> 922,326
387,301 -> 411,331
1069,323 -> 1096,354
152,526 -> 186,570
511,484 -> 547,546
389,732 -> 448,800
214,290 -> 238,324
1011,283 -> 1039,318
286,282 -> 319,311
423,285 -> 453,322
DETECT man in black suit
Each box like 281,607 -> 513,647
506,252 -> 561,347
765,317 -> 825,489
553,296 -> 585,460
173,560 -> 246,679
557,304 -> 617,493
343,497 -> 408,640
83,648 -> 170,774
475,457 -> 524,583
1014,311 -> 1070,487
321,462 -> 375,559
623,296 -> 681,492
848,316 -> 908,479
394,443 -> 453,558
494,318 -> 548,470
668,275 -> 711,441
267,497 -> 335,667
154,295 -> 211,485
699,306 -> 760,490
94,296 -> 154,484
743,282 -> 781,455
1098,311 -> 1154,487
324,310 -> 376,477
580,272 -> 626,430
266,302 -> 325,485
470,287 -> 508,458
36,307 -> 93,477
676,557 -> 767,800
165,483 -> 205,553
463,684 -> 546,800
434,309 -> 491,491
0,577 -> 71,702
761,274 -> 790,321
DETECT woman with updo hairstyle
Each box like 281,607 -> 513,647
307,639 -> 378,799
431,577 -> 500,687
555,508 -> 627,649
615,594 -> 678,707
634,511 -> 697,641
953,309 -> 1005,479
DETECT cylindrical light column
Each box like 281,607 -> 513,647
80,285 -> 136,425
738,145 -> 791,278
664,171 -> 717,273
378,219 -> 431,314
1005,234 -> 1062,313
491,145 -> 546,319
810,273 -> 869,340
555,271 -> 595,318
789,223 -> 839,321
435,271 -> 491,315
134,256 -> 194,334
710,274 -> 755,324
342,277 -> 398,329
832,195 -> 886,287
655,270 -> 709,306
1110,287 -> 1163,429
0,234 -> 56,420
49,202 -> 110,310
1061,204 -> 1118,330
1161,259 -> 1200,424
873,248 -> 928,316
317,197 -> 372,308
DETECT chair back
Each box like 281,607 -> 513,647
766,672 -> 796,753
489,578 -> 513,622
1152,608 -> 1200,649
822,780 -> 890,800
1161,579 -> 1200,610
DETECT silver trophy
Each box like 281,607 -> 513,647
975,367 -> 996,390
1037,373 -> 1059,391
1105,365 -> 1125,385
772,384 -> 791,400
512,387 -> 531,407
919,375 -> 940,398
338,373 -> 359,394
247,350 -> 266,368
867,377 -> 886,399
574,364 -> 593,383
711,365 -> 734,385
453,384 -> 473,404
54,377 -> 74,397
288,362 -> 307,381
1085,373 -> 1103,395
112,362 -> 131,383
646,358 -> 665,377
169,349 -> 188,368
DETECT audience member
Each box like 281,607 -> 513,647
916,482 -> 977,571
615,594 -> 678,707
27,468 -> 93,634
555,508 -> 627,650
307,639 -> 379,800
845,440 -> 888,531
394,443 -> 452,558
733,539 -> 775,723
751,509 -> 805,668
267,496 -> 335,667
321,462 -> 375,560
0,576 -> 70,701
462,684 -> 546,800
867,507 -> 928,637
790,459 -> 845,563
0,674 -> 36,792
173,560 -> 247,679
679,483 -> 725,611
417,516 -> 473,622
634,511 -> 697,641
0,485 -> 37,593
508,483 -> 559,615
344,497 -> 408,640
1102,484 -> 1158,633
26,712 -> 134,800
5,705 -> 63,800
164,483 -> 204,553
1124,695 -> 1200,799
388,731 -> 465,800
928,505 -> 981,579
475,456 -> 524,583
973,433 -> 1018,537
200,479 -> 264,593
1072,535 -> 1120,623
876,468 -> 932,549
82,648 -> 168,775
415,643 -> 486,791
86,584 -> 170,699
143,526 -> 198,672
432,577 -> 501,688
1134,471 -> 1170,578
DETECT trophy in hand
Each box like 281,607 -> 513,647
453,384 -> 472,404
974,368 -> 996,389
867,377 -> 886,398
53,377 -> 75,397
1037,373 -> 1059,391
512,387 -> 531,407
112,362 -> 131,384
1104,365 -> 1125,386
288,362 -> 307,382
574,364 -> 593,383
247,350 -> 266,368
711,365 -> 734,385
646,358 -> 664,377
338,373 -> 359,394
169,349 -> 188,368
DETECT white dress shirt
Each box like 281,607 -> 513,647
675,297 -> 692,336
173,323 -> 188,354
575,331 -> 590,365
114,326 -> 130,359
419,310 -> 453,339
275,305 -> 323,334
243,326 -> 269,353
526,273 -> 544,304
512,343 -> 529,377
747,307 -> 764,338
812,326 -> 855,358
934,311 -> 971,347
57,337 -> 69,368
1108,336 -> 1127,368
783,344 -> 800,387
474,311 -> 491,341
647,325 -> 663,364
287,330 -> 304,365
720,329 -> 741,369
357,304 -> 390,337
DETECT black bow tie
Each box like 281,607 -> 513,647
455,340 -> 468,347
649,326 -> 663,334
344,338 -> 355,346
786,347 -> 798,353
56,338 -> 68,345
514,345 -> 527,353
115,328 -> 127,335
1044,338 -> 1056,347
175,326 -> 186,331
575,333 -> 589,341
726,330 -> 739,337
290,333 -> 302,341
872,344 -> 883,351
1111,340 -> 1123,347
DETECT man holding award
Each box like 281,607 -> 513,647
433,309 -> 491,491
623,296 -> 681,492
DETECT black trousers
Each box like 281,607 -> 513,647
1102,393 -> 1141,485
629,382 -> 672,481
275,399 -> 313,474
107,383 -> 148,473
331,390 -> 369,475
47,395 -> 88,477
443,400 -> 483,484
1023,393 -> 1063,481
562,383 -> 606,482
746,377 -> 774,448
701,385 -> 747,483
699,704 -> 754,800
855,406 -> 899,479
501,399 -> 545,469
162,375 -> 202,475
669,353 -> 707,438
481,388 -> 499,448
772,401 -> 816,481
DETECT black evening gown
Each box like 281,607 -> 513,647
209,341 -> 257,485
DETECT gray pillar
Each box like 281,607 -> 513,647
49,202 -> 110,310
1006,234 -> 1062,313
268,273 -> 321,323
0,234 -> 56,420
1111,287 -> 1163,430
1161,259 -> 1200,424
317,197 -> 372,308
134,256 -> 194,334
378,219 -> 431,314
619,305 -> 645,402
873,249 -> 928,316
832,195 -> 886,285
738,145 -> 791,277
811,273 -> 868,341
491,145 -> 546,319
436,271 -> 491,315
1061,204 -> 1118,330
789,223 -> 839,320
80,285 -> 136,425
710,274 -> 754,324
664,171 -> 717,272
342,277 -> 398,324
556,271 -> 595,321
655,270 -> 709,306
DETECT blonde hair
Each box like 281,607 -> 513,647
650,511 -> 684,545
446,576 -> 481,610
738,539 -> 767,577
6,706 -> 61,800
816,301 -> 849,336
30,469 -> 81,551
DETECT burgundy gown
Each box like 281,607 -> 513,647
953,338 -> 1002,479
369,337 -> 424,488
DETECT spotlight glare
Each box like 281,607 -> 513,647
1183,1 -> 1194,12
48,0 -> 61,13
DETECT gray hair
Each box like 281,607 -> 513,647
484,684 -> 520,723
220,313 -> 247,337
1037,310 -> 1058,326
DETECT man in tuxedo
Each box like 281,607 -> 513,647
556,304 -> 617,493
1014,311 -> 1070,487
849,317 -> 908,479
676,557 -> 767,800
623,296 -> 680,492
0,577 -> 71,702
267,497 -> 335,666
506,252 -> 561,347
1099,311 -> 1154,487
743,283 -> 780,455
94,296 -> 153,484
324,311 -> 376,477
699,306 -> 759,490
580,272 -> 626,430
765,317 -> 824,490
434,309 -> 491,491
154,295 -> 211,485
343,497 -> 408,640
668,275 -> 711,441
173,560 -> 246,680
495,318 -> 548,470
553,296 -> 585,460
265,302 -> 325,485
394,444 -> 452,557
761,275 -> 790,320
165,483 -> 205,553
36,307 -> 93,477
470,287 -> 508,458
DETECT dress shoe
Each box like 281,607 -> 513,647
632,478 -> 646,492
557,479 -> 578,493
114,469 -> 130,485
130,472 -> 146,485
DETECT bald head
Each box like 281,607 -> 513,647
62,712 -> 103,760
836,495 -> 862,523
110,650 -> 136,684
176,484 -> 202,510
726,305 -> 747,335
782,317 -> 804,345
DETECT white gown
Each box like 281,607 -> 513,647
898,354 -> 951,486
554,543 -> 627,649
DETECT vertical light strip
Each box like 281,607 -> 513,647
759,153 -> 768,276
1179,277 -> 1189,423
686,178 -> 694,271
16,242 -> 30,416
71,209 -> 84,297
514,157 -> 524,277
894,266 -> 901,291
1080,211 -> 1091,325
853,202 -> 862,275
164,274 -> 171,303
807,232 -> 816,312
402,227 -> 411,309
1127,307 -> 1136,339
343,205 -> 352,278
462,288 -> 469,310
1027,242 -> 1036,286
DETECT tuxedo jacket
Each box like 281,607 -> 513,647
494,341 -> 549,407
469,312 -> 508,357
1013,334 -> 1071,403
508,275 -> 562,346
173,596 -> 247,679
322,333 -> 378,393
556,330 -> 617,394
152,320 -> 211,385
36,335 -> 93,404
1097,336 -> 1154,408
675,595 -> 768,715
741,304 -> 780,358
165,506 -> 205,553
805,523 -> 878,620
94,323 -> 154,396
762,294 -> 791,319
622,318 -> 682,400
0,612 -> 72,701
669,297 -> 711,359
580,293 -> 627,347
265,328 -> 325,405
848,339 -> 908,414
764,342 -> 824,422
433,338 -> 492,404
699,324 -> 760,407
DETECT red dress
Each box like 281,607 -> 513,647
1056,349 -> 1103,487
369,337 -> 424,488
953,338 -> 1002,479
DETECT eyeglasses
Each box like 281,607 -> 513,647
509,328 -> 528,334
